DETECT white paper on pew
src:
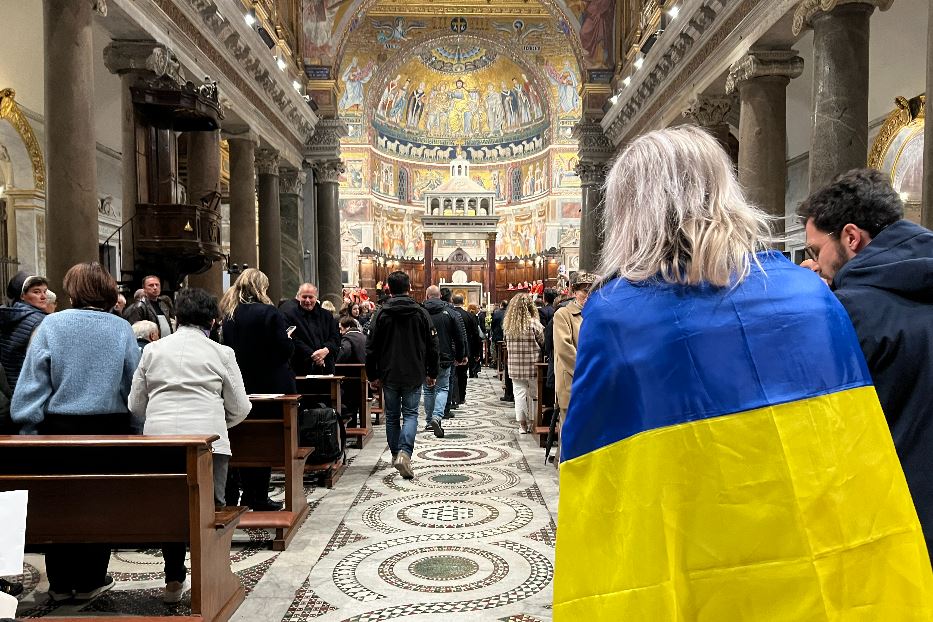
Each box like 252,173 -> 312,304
248,393 -> 286,399
305,374 -> 335,378
0,490 -> 27,575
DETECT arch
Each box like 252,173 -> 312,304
480,198 -> 490,215
430,197 -> 440,214
0,89 -> 45,191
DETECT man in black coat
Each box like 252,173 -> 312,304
280,283 -> 340,375
422,286 -> 465,437
450,294 -> 481,405
490,300 -> 513,401
800,168 -> 933,556
366,272 -> 439,479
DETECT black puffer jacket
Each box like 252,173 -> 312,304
365,295 -> 439,387
424,298 -> 465,368
0,301 -> 47,392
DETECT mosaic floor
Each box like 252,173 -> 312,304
13,368 -> 560,621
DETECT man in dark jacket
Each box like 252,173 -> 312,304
538,288 -> 558,327
0,272 -> 48,392
490,300 -> 513,401
799,167 -> 933,556
366,271 -> 439,479
450,294 -> 481,405
423,286 -> 465,438
280,283 -> 340,375
439,288 -> 467,415
123,275 -> 175,337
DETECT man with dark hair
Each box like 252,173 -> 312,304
439,288 -> 467,415
422,286 -> 464,438
124,275 -> 175,337
799,167 -> 933,554
366,271 -> 439,479
539,288 -> 558,327
450,294 -> 480,406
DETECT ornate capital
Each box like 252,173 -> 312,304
279,169 -> 307,197
305,118 -> 348,163
573,119 -> 615,164
313,159 -> 345,184
575,160 -> 609,186
793,0 -> 893,35
683,94 -> 736,127
93,0 -> 107,16
726,50 -> 805,93
103,41 -> 183,85
255,149 -> 280,176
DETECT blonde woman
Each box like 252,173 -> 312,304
553,125 -> 933,619
219,268 -> 294,511
503,293 -> 543,433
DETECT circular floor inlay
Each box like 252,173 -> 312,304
409,555 -> 479,581
398,499 -> 498,528
430,473 -> 471,484
434,449 -> 473,459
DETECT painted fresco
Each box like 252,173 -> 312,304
372,204 -> 425,257
551,150 -> 580,189
340,198 -> 371,221
302,0 -> 355,67
566,0 -> 615,68
495,205 -> 548,258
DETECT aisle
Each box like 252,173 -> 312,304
236,368 -> 559,622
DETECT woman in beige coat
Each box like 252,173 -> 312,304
553,272 -> 597,412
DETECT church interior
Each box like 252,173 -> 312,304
0,0 -> 930,620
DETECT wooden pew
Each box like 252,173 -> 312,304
534,362 -> 556,448
334,363 -> 374,448
0,434 -> 246,622
294,376 -> 348,488
228,395 -> 312,551
496,341 -> 507,382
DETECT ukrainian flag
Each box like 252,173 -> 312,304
554,252 -> 933,620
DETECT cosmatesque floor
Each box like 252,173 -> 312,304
14,368 -> 560,621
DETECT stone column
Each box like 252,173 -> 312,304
225,131 -> 258,270
279,169 -> 306,298
313,159 -> 345,308
185,130 -> 223,297
256,149 -> 283,303
423,232 -> 434,288
305,118 -> 349,307
44,0 -> 102,294
573,119 -> 615,273
793,0 -> 893,191
923,6 -> 933,228
486,232 -> 497,302
727,50 -> 804,240
684,94 -> 738,160
301,164 -> 317,283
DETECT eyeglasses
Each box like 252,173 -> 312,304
804,231 -> 837,262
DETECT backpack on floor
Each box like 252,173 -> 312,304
299,404 -> 343,464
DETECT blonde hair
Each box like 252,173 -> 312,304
321,300 -> 337,316
599,125 -> 772,288
219,268 -> 272,318
503,293 -> 539,338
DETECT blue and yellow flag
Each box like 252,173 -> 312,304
555,252 -> 933,620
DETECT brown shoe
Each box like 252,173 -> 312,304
394,451 -> 414,479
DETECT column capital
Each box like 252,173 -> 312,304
726,50 -> 805,93
313,159 -> 345,184
575,160 -> 609,186
222,126 -> 259,145
94,0 -> 107,16
572,119 -> 615,164
793,0 -> 892,35
103,40 -> 183,85
279,169 -> 307,197
683,94 -> 737,127
305,118 -> 348,163
256,149 -> 280,176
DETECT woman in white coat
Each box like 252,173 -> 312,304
128,287 -> 251,603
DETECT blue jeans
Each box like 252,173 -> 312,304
384,383 -> 422,457
423,366 -> 451,424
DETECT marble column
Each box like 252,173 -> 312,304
314,159 -> 345,308
573,119 -> 615,273
727,50 -> 804,240
279,169 -> 306,298
301,164 -> 317,283
486,232 -> 497,302
793,0 -> 892,191
423,232 -> 434,288
256,149 -> 283,303
44,0 -> 100,294
684,94 -> 737,160
226,132 -> 258,270
185,130 -> 223,297
923,6 -> 933,228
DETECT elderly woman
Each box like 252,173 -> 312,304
552,126 -> 933,620
219,268 -> 294,511
129,288 -> 251,603
12,262 -> 139,602
0,272 -> 49,392
503,293 -> 543,434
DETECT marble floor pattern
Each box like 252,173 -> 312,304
13,368 -> 560,621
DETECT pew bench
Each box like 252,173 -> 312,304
534,362 -> 556,448
294,376 -> 348,489
228,395 -> 312,551
334,363 -> 374,448
0,434 -> 245,622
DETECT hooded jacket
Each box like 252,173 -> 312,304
0,301 -> 47,391
365,295 -> 439,387
832,219 -> 933,550
423,298 -> 465,368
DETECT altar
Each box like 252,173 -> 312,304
440,270 -> 484,307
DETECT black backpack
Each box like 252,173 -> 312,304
299,404 -> 344,464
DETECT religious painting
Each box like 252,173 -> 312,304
301,0 -> 352,67
340,158 -> 366,190
518,158 -> 549,199
371,16 -> 427,49
868,94 -> 926,219
338,56 -> 377,113
559,199 -> 582,220
551,151 -> 581,189
378,161 -> 394,196
412,168 -> 444,201
544,59 -> 582,116
892,132 -> 924,202
339,198 -> 370,222
578,0 -> 615,67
